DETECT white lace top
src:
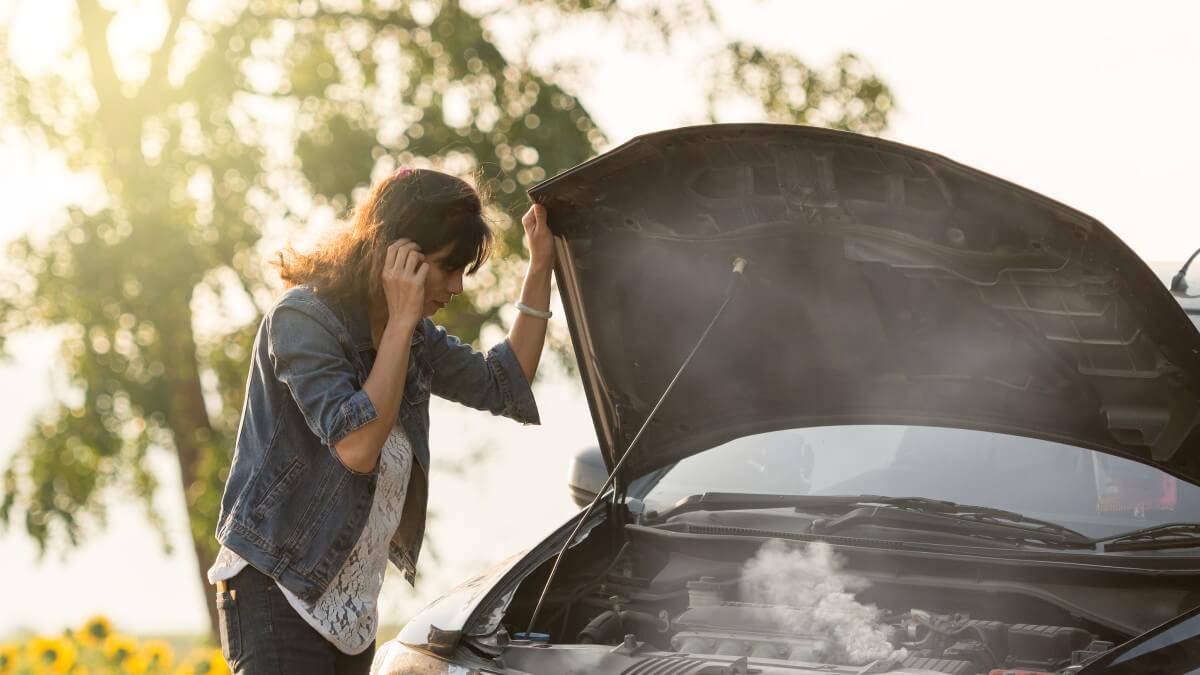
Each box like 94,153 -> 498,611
208,426 -> 414,655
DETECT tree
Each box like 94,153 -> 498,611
0,0 -> 892,638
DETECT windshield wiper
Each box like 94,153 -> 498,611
828,495 -> 1094,547
647,492 -> 1093,547
1095,523 -> 1200,552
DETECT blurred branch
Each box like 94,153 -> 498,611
75,0 -> 125,113
265,8 -> 418,30
138,0 -> 190,110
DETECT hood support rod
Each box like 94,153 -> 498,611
525,257 -> 748,636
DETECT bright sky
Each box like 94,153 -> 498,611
2,0 -> 1199,638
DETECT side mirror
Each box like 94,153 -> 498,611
567,445 -> 607,508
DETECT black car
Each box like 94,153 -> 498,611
372,124 -> 1200,675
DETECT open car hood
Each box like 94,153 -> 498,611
528,124 -> 1200,486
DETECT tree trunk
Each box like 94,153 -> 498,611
177,442 -> 221,641
186,499 -> 221,641
160,310 -> 223,640
195,523 -> 221,640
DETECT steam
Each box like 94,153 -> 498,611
739,540 -> 906,666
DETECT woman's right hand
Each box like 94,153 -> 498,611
381,239 -> 428,331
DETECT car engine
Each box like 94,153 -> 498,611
556,574 -> 1115,675
495,536 -> 1135,675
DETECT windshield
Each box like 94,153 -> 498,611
635,425 -> 1200,541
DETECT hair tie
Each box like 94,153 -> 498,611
394,166 -> 413,178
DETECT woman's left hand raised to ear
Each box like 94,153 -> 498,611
521,203 -> 556,270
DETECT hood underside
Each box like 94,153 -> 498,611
529,124 -> 1200,485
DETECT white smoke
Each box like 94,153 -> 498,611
740,540 -> 907,666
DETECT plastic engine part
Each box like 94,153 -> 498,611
901,656 -> 974,675
1006,624 -> 1092,670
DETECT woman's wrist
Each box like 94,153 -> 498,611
527,255 -> 554,277
520,264 -> 553,309
382,315 -> 420,342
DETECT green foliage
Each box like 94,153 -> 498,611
0,0 -> 892,636
706,46 -> 892,133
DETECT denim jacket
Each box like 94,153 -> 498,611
213,285 -> 539,604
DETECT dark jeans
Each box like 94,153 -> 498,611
217,565 -> 375,675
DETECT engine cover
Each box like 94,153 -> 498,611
671,603 -> 827,662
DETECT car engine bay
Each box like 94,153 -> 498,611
517,573 -> 1115,674
480,520 -> 1200,675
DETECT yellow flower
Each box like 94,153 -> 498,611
26,636 -> 77,674
77,615 -> 113,646
0,643 -> 21,674
185,648 -> 229,675
103,633 -> 139,663
137,640 -> 175,672
124,652 -> 150,675
208,649 -> 230,675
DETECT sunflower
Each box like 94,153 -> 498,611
208,650 -> 230,675
0,643 -> 20,674
26,635 -> 78,674
123,652 -> 150,675
184,648 -> 229,675
77,615 -> 113,646
103,633 -> 139,664
137,640 -> 175,672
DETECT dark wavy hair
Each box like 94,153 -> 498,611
274,168 -> 493,316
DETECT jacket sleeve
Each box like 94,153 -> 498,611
424,320 -> 540,424
267,304 -> 379,449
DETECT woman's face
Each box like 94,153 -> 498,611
421,242 -> 466,316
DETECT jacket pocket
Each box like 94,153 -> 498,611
216,589 -> 242,666
249,455 -> 306,523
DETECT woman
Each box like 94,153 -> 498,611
207,167 -> 555,674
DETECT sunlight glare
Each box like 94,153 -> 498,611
7,0 -> 75,76
106,0 -> 168,86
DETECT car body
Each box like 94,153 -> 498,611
372,124 -> 1200,675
